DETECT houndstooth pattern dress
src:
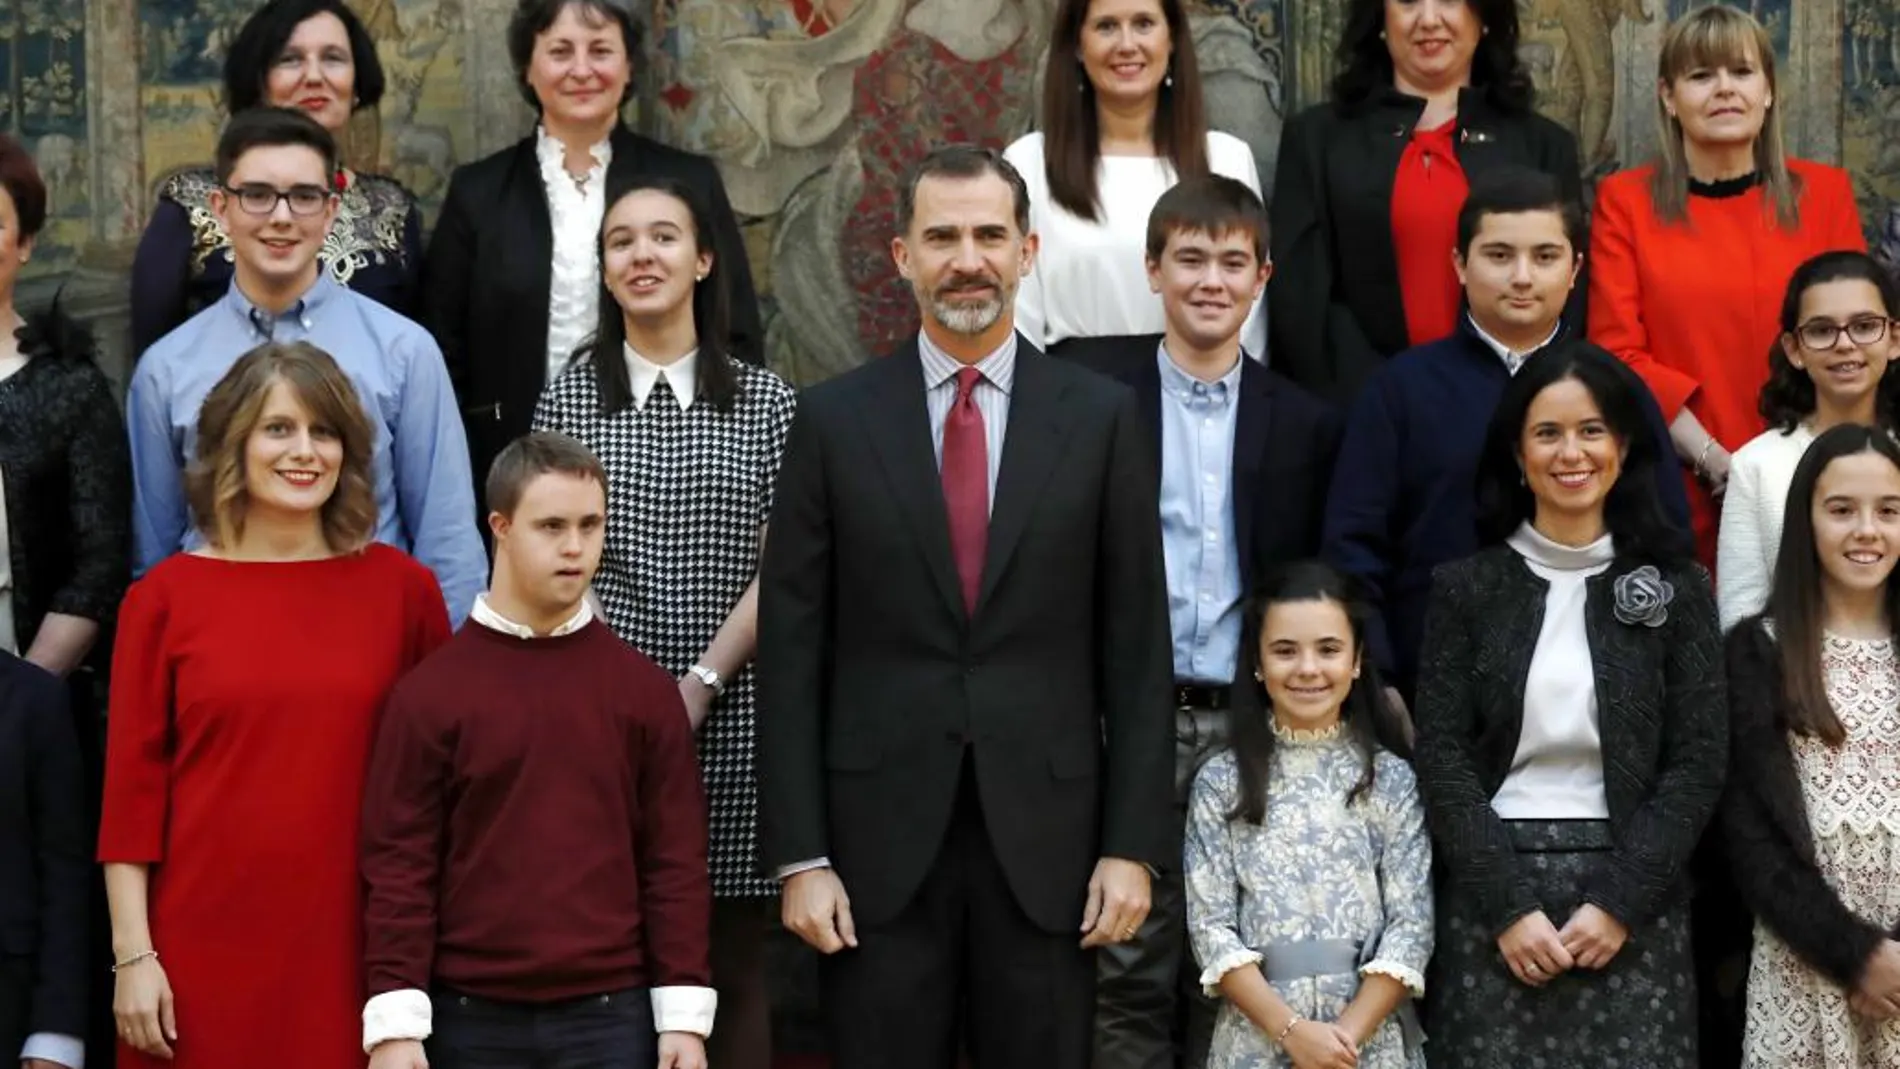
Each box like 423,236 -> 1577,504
536,354 -> 796,898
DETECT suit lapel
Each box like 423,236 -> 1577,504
508,139 -> 557,399
978,345 -> 1073,613
1232,359 -> 1272,587
859,341 -> 965,619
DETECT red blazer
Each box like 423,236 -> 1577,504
1587,159 -> 1866,558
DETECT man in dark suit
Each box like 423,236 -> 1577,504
0,651 -> 87,1069
757,145 -> 1175,1069
1065,175 -> 1341,1069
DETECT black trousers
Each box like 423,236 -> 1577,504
820,757 -> 1094,1069
1094,705 -> 1224,1069
426,987 -> 657,1069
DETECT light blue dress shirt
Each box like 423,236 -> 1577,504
919,328 -> 1015,510
1157,345 -> 1243,685
21,1032 -> 81,1068
126,272 -> 486,626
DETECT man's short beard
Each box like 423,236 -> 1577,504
927,294 -> 1006,335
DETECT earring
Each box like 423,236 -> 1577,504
1164,67 -> 1173,88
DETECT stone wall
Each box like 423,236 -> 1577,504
22,0 -> 1900,390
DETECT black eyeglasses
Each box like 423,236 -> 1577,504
1794,316 -> 1896,351
223,183 -> 333,217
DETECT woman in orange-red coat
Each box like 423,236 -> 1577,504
1589,4 -> 1864,567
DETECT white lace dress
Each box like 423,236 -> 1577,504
1745,634 -> 1900,1068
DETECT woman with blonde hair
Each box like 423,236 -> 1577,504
98,341 -> 451,1069
1590,3 -> 1866,566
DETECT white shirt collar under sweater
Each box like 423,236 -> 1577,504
469,592 -> 592,639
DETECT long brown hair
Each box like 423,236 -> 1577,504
185,341 -> 377,553
1038,0 -> 1209,221
1650,4 -> 1801,229
1766,424 -> 1900,743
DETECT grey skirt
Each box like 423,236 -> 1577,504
1426,819 -> 1697,1068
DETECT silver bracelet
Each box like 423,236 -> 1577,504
111,949 -> 158,973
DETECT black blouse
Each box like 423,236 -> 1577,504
0,308 -> 131,653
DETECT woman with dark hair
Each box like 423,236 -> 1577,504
1724,424 -> 1900,1065
1184,561 -> 1430,1069
1269,0 -> 1582,404
1590,4 -> 1865,567
424,0 -> 761,519
101,342 -> 450,1069
0,137 -> 127,677
1414,339 -> 1725,1066
1003,0 -> 1263,357
1718,251 -> 1900,629
129,0 -> 421,357
532,178 -> 792,1069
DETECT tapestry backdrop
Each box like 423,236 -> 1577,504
34,0 -> 1900,385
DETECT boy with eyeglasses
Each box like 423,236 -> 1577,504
126,106 -> 484,624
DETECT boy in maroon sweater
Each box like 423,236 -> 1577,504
359,432 -> 714,1069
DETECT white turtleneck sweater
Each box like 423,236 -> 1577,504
1490,522 -> 1614,821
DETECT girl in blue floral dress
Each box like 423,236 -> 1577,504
1184,561 -> 1432,1069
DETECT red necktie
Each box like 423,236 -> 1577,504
941,366 -> 988,614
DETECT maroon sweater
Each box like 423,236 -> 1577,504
361,619 -> 711,1002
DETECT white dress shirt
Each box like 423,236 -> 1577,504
536,126 -> 613,386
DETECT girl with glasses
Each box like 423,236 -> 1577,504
1717,251 -> 1900,630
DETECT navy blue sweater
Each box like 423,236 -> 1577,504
1322,320 -> 1690,692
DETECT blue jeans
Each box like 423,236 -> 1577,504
427,987 -> 657,1069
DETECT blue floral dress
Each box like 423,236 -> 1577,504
1184,724 -> 1434,1069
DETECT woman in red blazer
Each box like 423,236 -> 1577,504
1589,4 -> 1864,567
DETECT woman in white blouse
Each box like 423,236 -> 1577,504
420,0 -> 760,518
1716,250 -> 1900,630
1004,0 -> 1264,358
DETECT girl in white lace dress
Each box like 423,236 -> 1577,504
1725,424 -> 1900,1068
1184,562 -> 1431,1069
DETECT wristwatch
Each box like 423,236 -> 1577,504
687,663 -> 725,695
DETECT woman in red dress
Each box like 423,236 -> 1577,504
99,340 -> 451,1069
1588,4 -> 1866,566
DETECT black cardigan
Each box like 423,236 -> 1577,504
0,309 -> 130,653
1414,545 -> 1726,935
1722,618 -> 1891,987
1268,86 -> 1584,406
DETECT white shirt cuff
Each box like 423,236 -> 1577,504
774,857 -> 831,880
21,1032 -> 84,1069
652,986 -> 718,1037
363,988 -> 433,1052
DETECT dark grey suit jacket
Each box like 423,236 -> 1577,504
758,335 -> 1175,932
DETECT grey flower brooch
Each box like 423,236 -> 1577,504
1612,565 -> 1674,628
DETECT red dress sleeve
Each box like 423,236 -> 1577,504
1588,173 -> 1702,420
98,575 -> 175,863
1817,166 -> 1870,252
403,555 -> 453,669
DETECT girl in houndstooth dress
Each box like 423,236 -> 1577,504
535,177 -> 795,1068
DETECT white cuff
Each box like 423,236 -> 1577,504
774,857 -> 831,880
363,988 -> 433,1052
652,986 -> 718,1037
1197,949 -> 1264,997
1359,959 -> 1426,998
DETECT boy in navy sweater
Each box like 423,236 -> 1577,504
1323,167 -> 1689,701
360,432 -> 713,1069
